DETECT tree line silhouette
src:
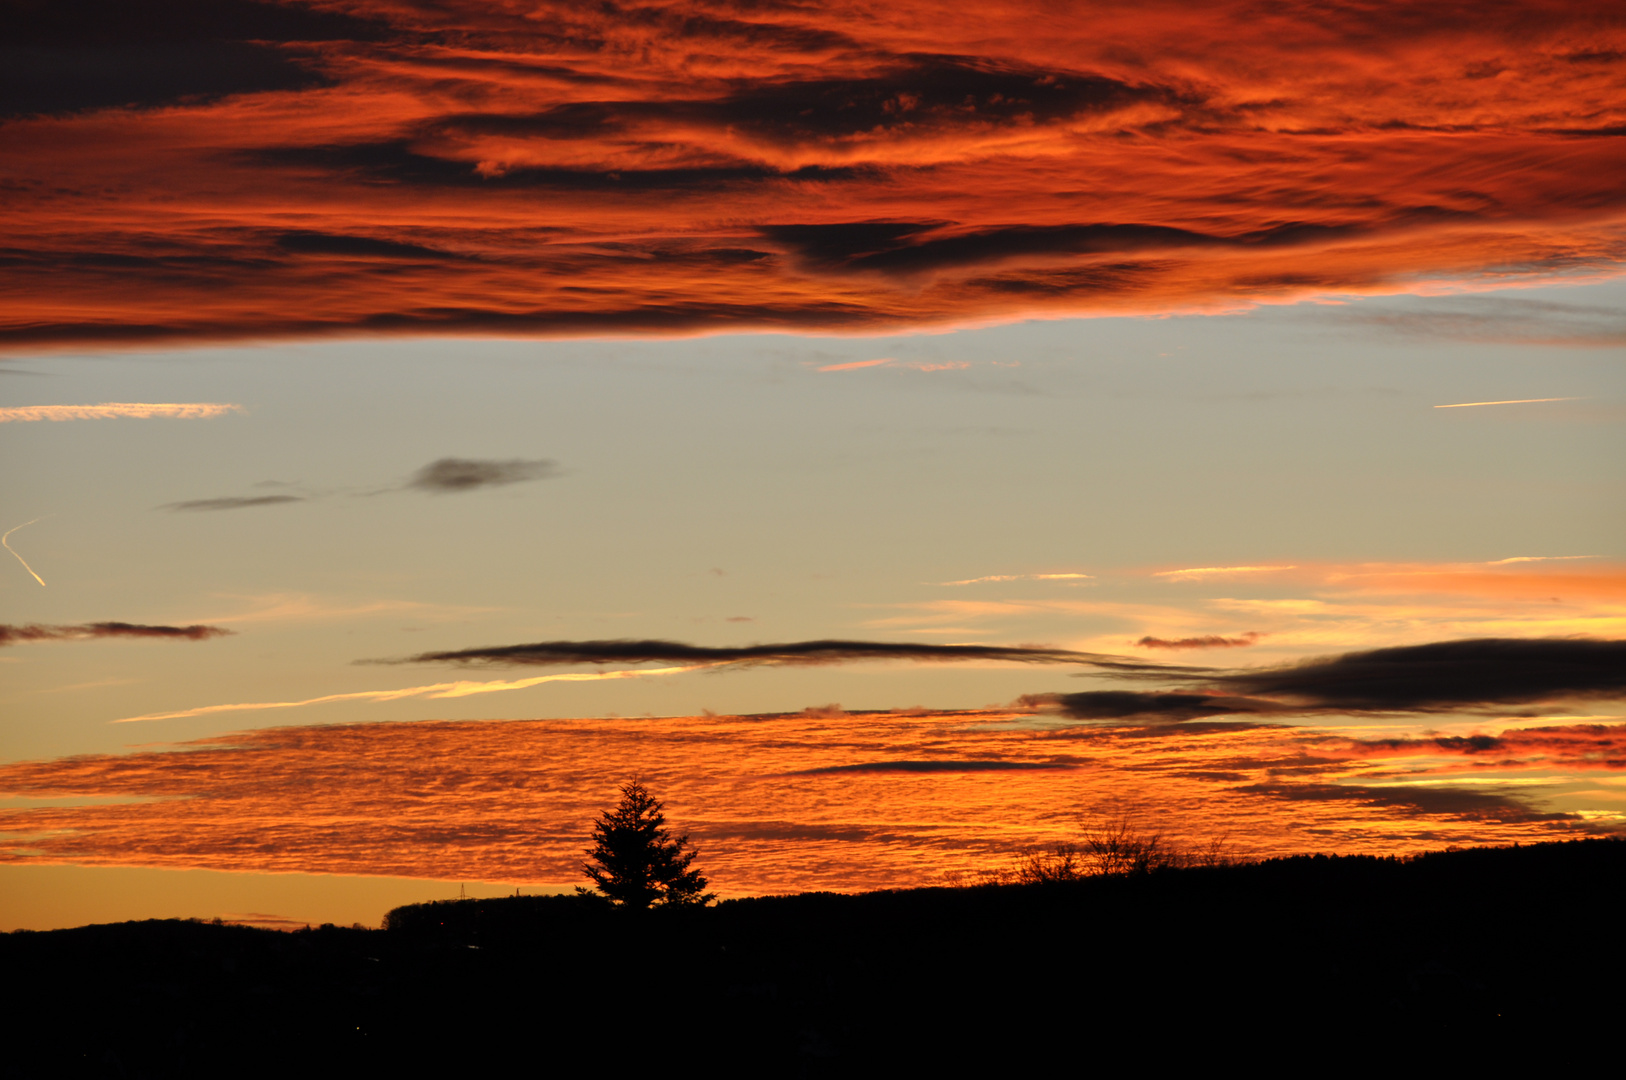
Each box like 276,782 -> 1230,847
4,779 -> 1621,1074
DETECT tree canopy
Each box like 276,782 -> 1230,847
581,781 -> 712,909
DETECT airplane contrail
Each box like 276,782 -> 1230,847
110,664 -> 709,723
1433,397 -> 1580,409
2,517 -> 47,586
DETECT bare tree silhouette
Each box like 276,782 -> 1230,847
980,815 -> 1236,885
1011,842 -> 1083,884
581,780 -> 713,909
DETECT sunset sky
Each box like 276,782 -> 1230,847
3,0 -> 1624,931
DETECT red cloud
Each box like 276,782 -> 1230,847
4,1 -> 1624,349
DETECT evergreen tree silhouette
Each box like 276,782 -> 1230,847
581,780 -> 713,908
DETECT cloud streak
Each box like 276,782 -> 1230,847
0,622 -> 232,646
817,357 -> 971,373
793,760 -> 1076,774
385,637 -> 1157,670
161,495 -> 305,512
1434,397 -> 1583,409
111,665 -> 702,723
1027,637 -> 1626,723
939,573 -> 1093,586
1154,565 -> 1297,581
0,403 -> 243,422
158,456 -> 557,512
5,1 -> 1625,348
1137,633 -> 1261,650
406,457 -> 558,493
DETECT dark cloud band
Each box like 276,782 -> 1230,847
793,760 -> 1076,774
1026,637 -> 1626,723
385,638 -> 1145,669
1219,637 -> 1626,710
0,622 -> 232,645
1021,691 -> 1284,723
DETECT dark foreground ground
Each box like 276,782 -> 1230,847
4,838 -> 1622,1077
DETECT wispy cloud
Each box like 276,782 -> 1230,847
938,573 -> 1093,586
161,495 -> 305,512
1026,637 -> 1626,723
112,665 -> 702,723
1136,633 -> 1261,650
160,456 -> 558,513
0,403 -> 242,422
1154,566 -> 1297,581
875,558 -> 1626,662
818,358 -> 894,372
192,593 -> 498,626
382,637 -> 1164,671
406,457 -> 558,493
1330,297 -> 1626,348
0,622 -> 232,646
818,357 -> 973,373
1488,555 -> 1598,565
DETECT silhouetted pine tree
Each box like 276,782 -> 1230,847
581,780 -> 713,908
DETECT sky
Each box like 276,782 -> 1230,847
2,0 -> 1624,930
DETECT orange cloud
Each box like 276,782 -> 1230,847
0,403 -> 243,422
1155,566 -> 1299,581
938,573 -> 1094,586
0,710 -> 1617,894
1145,558 -> 1626,602
879,558 -> 1626,663
818,358 -> 895,372
4,1 -> 1624,349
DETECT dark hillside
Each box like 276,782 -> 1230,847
5,839 -> 1621,1076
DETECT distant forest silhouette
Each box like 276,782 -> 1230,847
6,837 -> 1621,1074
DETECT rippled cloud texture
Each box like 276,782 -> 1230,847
5,0 -> 1624,347
2,710 -> 1621,893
